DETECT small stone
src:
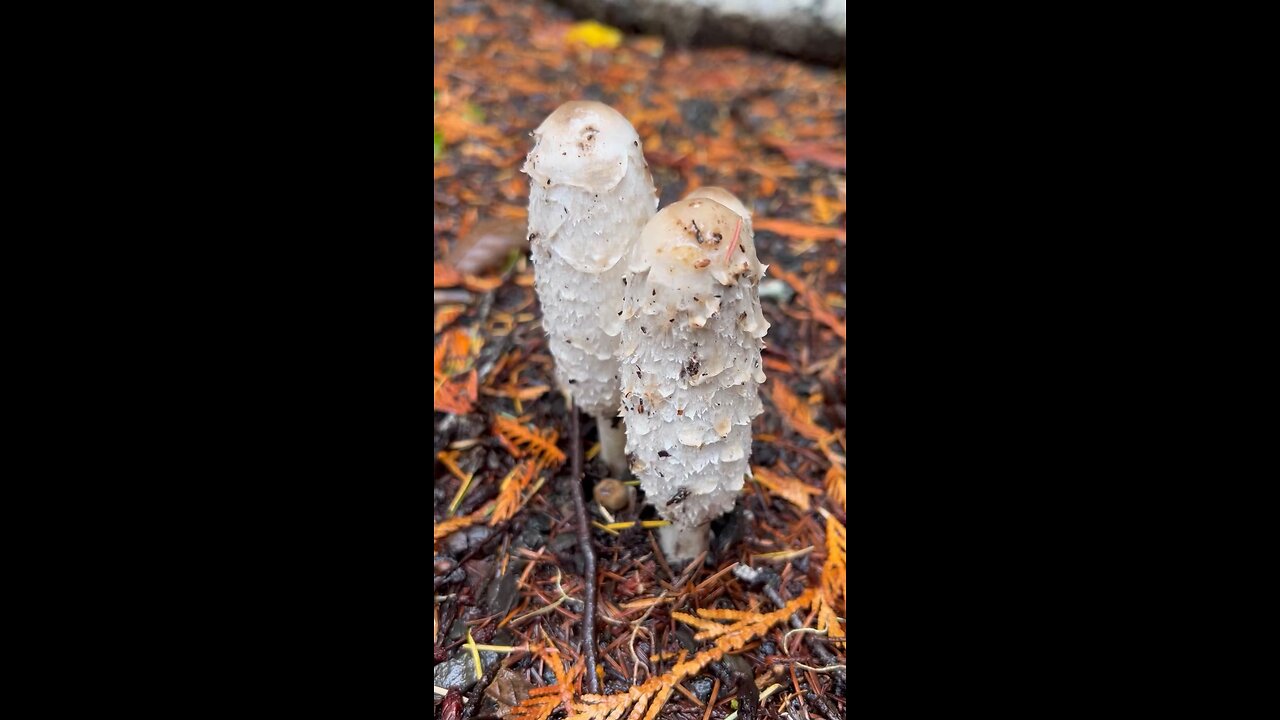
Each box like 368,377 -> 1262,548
445,524 -> 493,555
433,648 -> 500,689
689,675 -> 715,702
758,279 -> 793,302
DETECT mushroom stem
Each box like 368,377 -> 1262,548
596,415 -> 630,479
658,522 -> 710,566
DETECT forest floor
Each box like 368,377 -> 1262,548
434,1 -> 846,718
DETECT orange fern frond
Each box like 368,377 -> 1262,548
490,459 -> 540,526
494,415 -> 566,468
817,432 -> 846,512
509,692 -> 559,720
824,464 -> 845,512
690,607 -> 757,621
566,591 -> 813,720
812,513 -> 846,639
434,505 -> 489,542
509,645 -> 580,720
438,328 -> 481,377
752,465 -> 822,511
685,589 -> 814,643
668,612 -> 724,634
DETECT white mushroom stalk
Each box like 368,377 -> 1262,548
618,192 -> 769,563
523,101 -> 658,477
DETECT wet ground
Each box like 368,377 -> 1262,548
435,1 -> 846,717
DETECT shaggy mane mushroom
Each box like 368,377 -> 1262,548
522,101 -> 658,478
618,192 -> 769,563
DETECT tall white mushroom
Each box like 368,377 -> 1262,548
523,101 -> 658,477
618,192 -> 769,563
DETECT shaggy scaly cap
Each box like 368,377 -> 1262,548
523,101 -> 658,476
619,195 -> 769,561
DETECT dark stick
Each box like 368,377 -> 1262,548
804,691 -> 840,720
735,673 -> 760,720
567,404 -> 600,693
460,658 -> 503,720
707,659 -> 759,720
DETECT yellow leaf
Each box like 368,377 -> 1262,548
565,20 -> 622,49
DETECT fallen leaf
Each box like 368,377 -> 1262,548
752,465 -> 822,511
770,381 -> 828,443
436,262 -> 463,288
435,304 -> 467,333
437,328 -> 481,377
487,668 -> 534,718
565,20 -> 622,49
436,369 -> 479,415
447,217 -> 529,275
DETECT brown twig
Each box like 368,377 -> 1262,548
735,673 -> 760,720
648,531 -> 676,581
804,691 -> 840,720
460,656 -> 504,720
701,677 -> 721,720
568,403 -> 600,693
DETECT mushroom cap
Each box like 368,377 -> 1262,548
522,101 -> 643,194
593,478 -> 630,511
631,197 -> 764,294
684,187 -> 751,224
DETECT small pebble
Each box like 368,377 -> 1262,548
758,279 -> 793,302
689,675 -> 714,702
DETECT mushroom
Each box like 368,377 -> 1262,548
523,101 -> 659,477
684,187 -> 752,233
593,478 -> 633,513
618,192 -> 769,563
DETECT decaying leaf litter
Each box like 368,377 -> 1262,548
435,1 -> 846,718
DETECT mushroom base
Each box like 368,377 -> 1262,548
657,522 -> 710,566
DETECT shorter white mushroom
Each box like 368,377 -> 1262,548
618,192 -> 769,563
